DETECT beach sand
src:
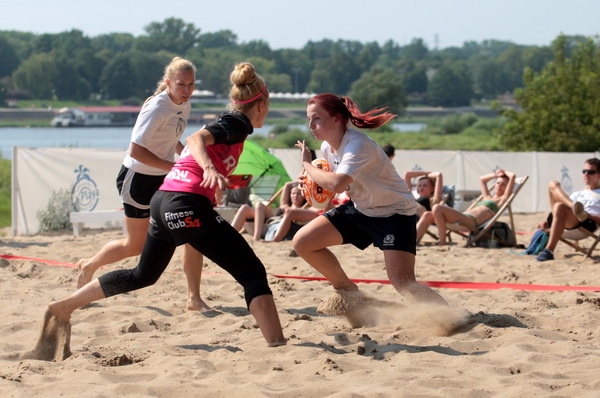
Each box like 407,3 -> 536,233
1,212 -> 599,397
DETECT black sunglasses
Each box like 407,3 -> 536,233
582,169 -> 598,175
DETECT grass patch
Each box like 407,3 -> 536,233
0,158 -> 10,228
0,119 -> 51,127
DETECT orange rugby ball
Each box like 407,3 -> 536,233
302,158 -> 335,209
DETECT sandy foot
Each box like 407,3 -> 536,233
317,289 -> 395,328
22,309 -> 71,362
187,296 -> 212,311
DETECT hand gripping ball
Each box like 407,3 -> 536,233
301,158 -> 335,209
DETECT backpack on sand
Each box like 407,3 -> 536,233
523,229 -> 549,255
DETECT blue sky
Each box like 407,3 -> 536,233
3,0 -> 599,50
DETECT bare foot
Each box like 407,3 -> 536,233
267,340 -> 287,347
187,296 -> 211,311
22,308 -> 71,361
48,300 -> 72,323
76,259 -> 94,289
317,289 -> 393,328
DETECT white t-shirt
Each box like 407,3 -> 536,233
570,188 -> 600,217
321,129 -> 416,217
122,90 -> 190,176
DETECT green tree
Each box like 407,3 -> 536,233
53,60 -> 91,100
91,33 -> 135,53
187,48 -> 241,95
499,36 -> 600,152
0,80 -> 7,106
239,40 -> 273,59
0,36 -> 20,78
428,63 -> 474,107
349,66 -> 406,116
400,38 -> 429,61
496,46 -> 526,95
356,41 -> 382,72
129,51 -> 174,98
397,61 -> 428,94
99,53 -> 135,99
135,18 -> 201,54
74,48 -> 108,94
307,48 -> 361,94
197,30 -> 238,49
272,48 -> 313,93
0,31 -> 35,62
471,57 -> 506,98
12,53 -> 57,99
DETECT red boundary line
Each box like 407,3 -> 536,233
270,274 -> 600,292
2,253 -> 599,292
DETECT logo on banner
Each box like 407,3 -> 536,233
72,165 -> 99,211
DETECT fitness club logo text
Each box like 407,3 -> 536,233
165,210 -> 201,230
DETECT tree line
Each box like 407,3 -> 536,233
0,18 -> 598,151
0,18 -> 560,108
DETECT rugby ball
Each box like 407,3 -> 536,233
301,158 -> 335,209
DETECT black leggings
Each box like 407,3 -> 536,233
99,191 -> 272,308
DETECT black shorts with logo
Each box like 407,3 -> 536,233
147,190 -> 272,304
116,165 -> 166,218
324,201 -> 417,254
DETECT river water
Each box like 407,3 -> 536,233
0,122 -> 425,160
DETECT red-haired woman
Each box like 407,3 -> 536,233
293,94 -> 447,326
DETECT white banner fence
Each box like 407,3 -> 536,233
11,147 -> 600,235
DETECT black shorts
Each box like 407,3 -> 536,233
324,202 -> 417,254
116,165 -> 166,218
547,212 -> 598,232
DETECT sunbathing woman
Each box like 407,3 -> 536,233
416,169 -> 515,245
405,170 -> 444,241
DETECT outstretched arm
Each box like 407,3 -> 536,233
429,171 -> 444,204
479,171 -> 497,197
403,170 -> 429,191
497,169 -> 516,204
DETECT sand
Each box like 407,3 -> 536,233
1,211 -> 599,397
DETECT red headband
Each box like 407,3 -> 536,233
232,85 -> 268,105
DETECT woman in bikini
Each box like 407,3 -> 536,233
416,169 -> 515,245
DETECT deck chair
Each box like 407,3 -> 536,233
222,174 -> 252,206
559,225 -> 600,259
445,175 -> 529,247
216,174 -> 253,223
250,175 -> 283,204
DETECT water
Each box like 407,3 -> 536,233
0,124 -> 201,160
0,122 -> 425,160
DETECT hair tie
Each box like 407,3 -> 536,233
232,85 -> 268,105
